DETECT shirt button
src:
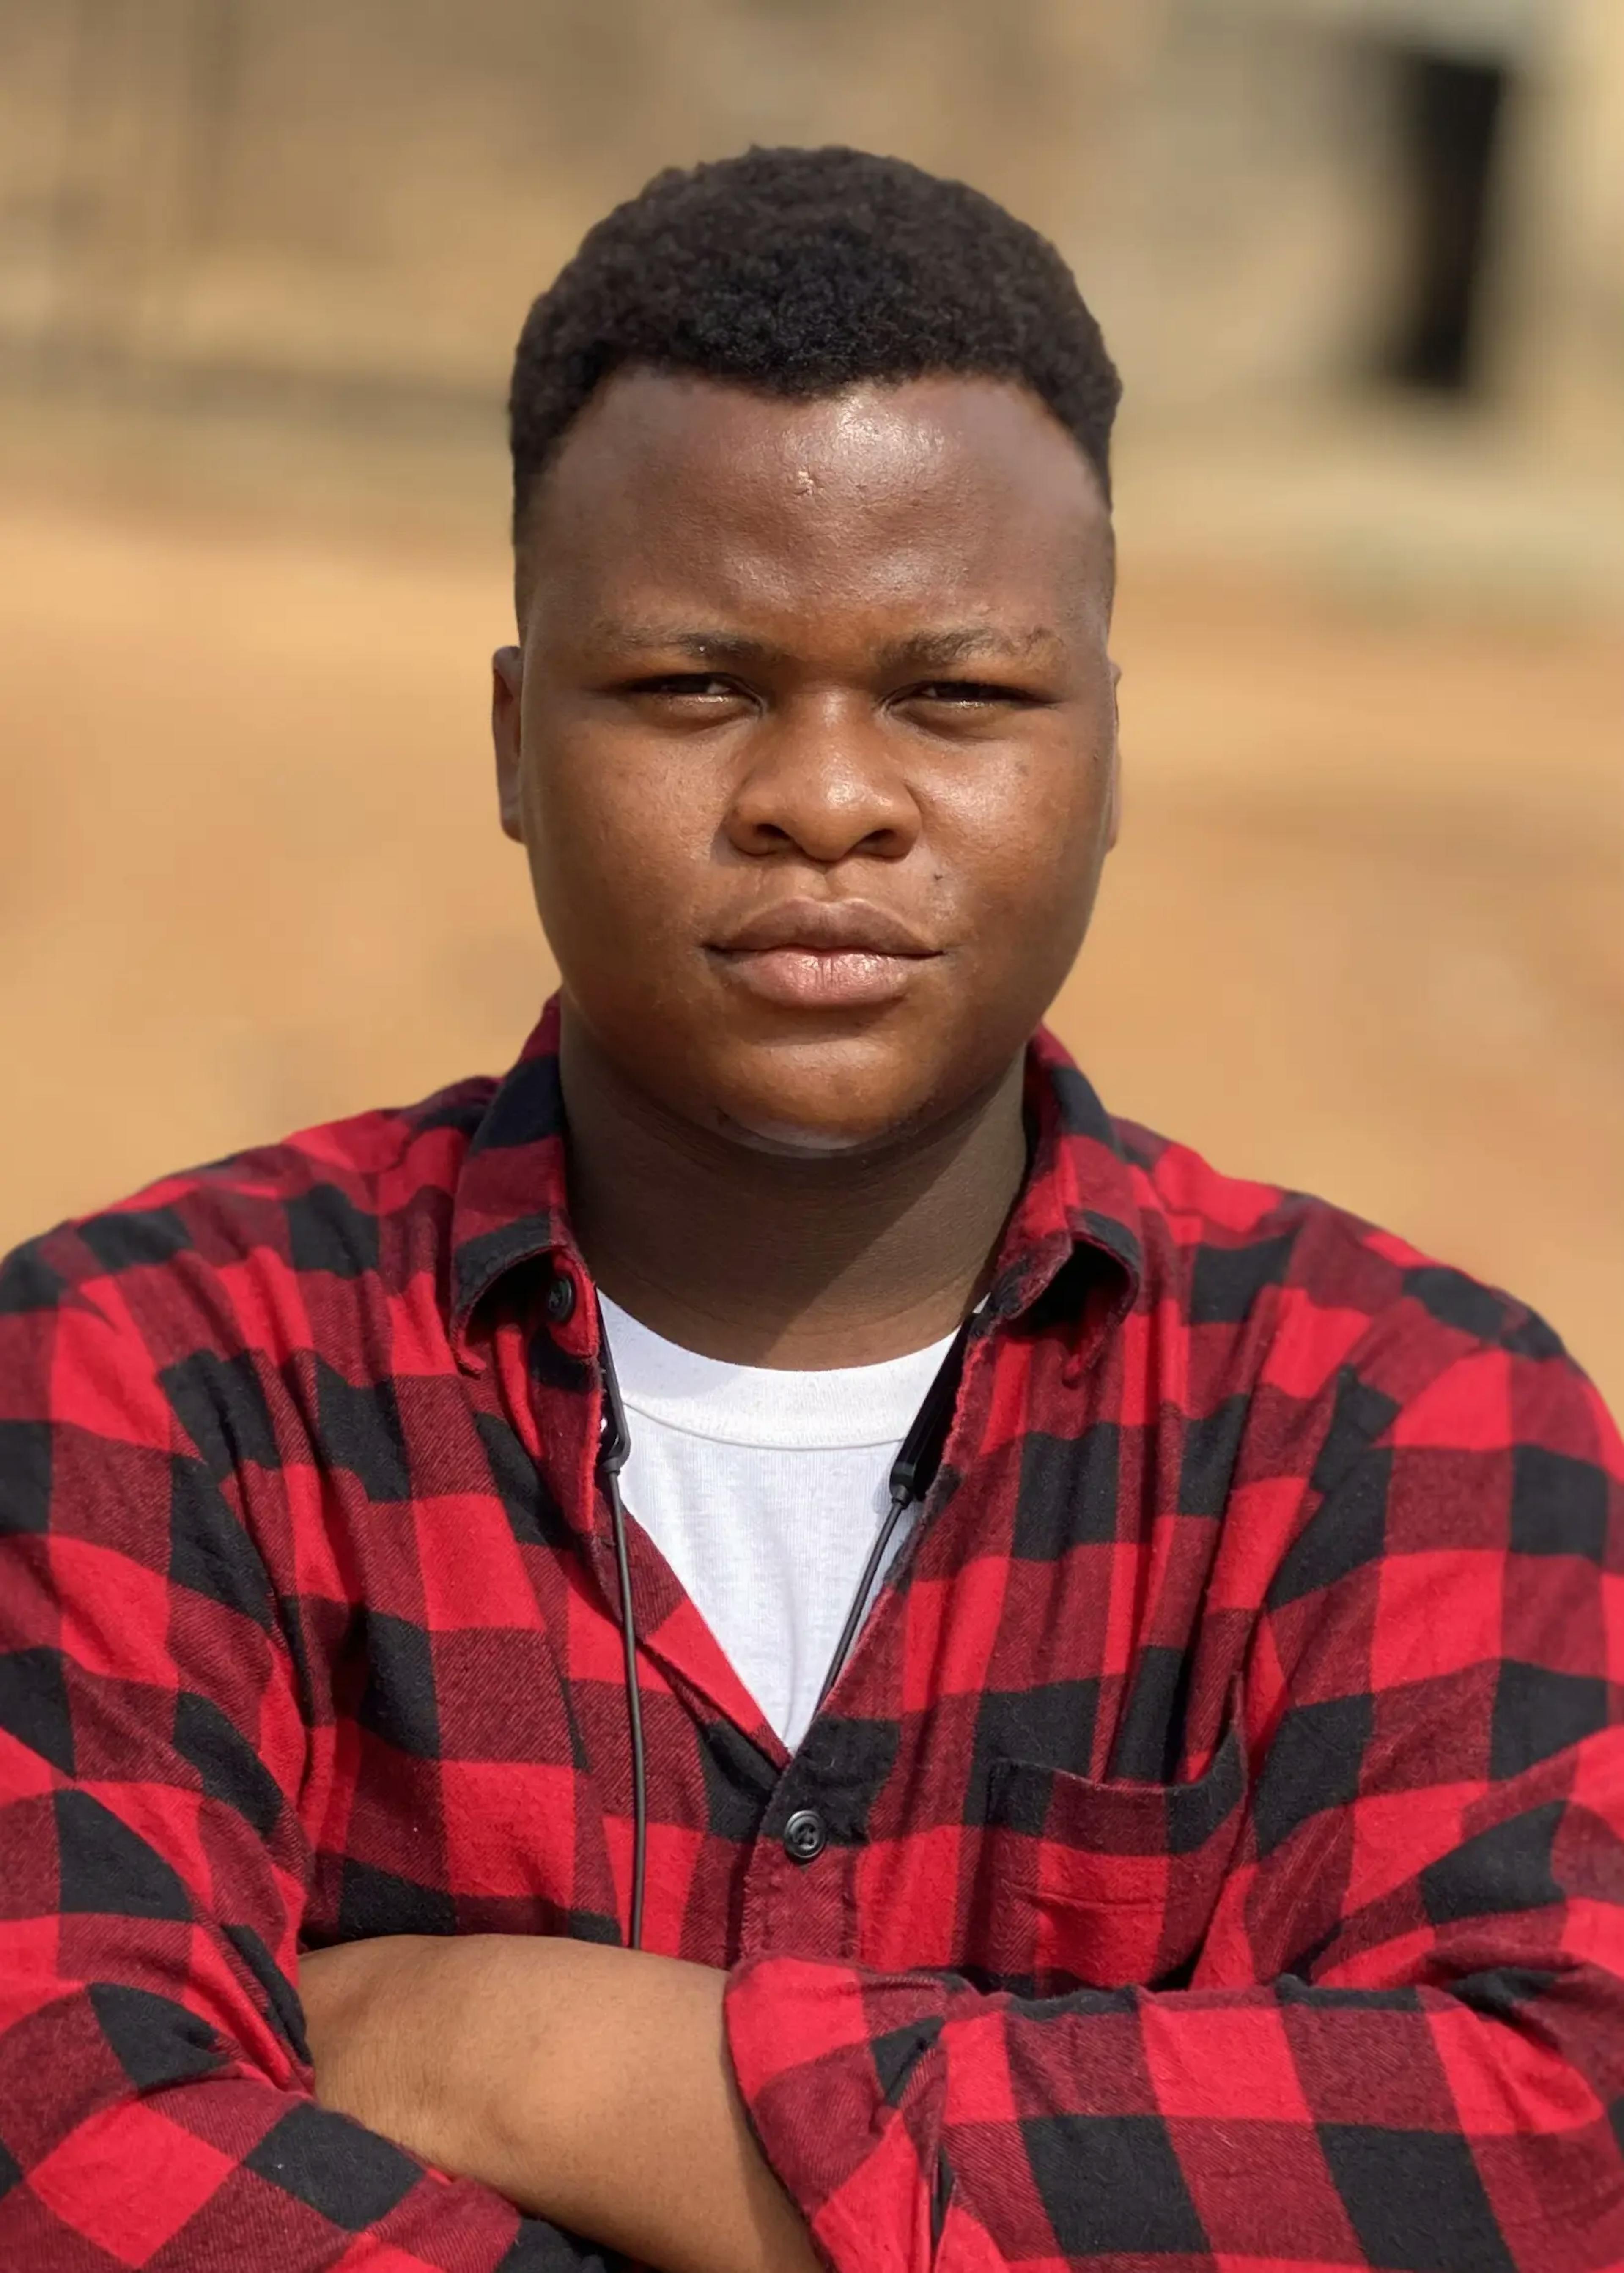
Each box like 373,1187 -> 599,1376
544,1271 -> 576,1325
782,1808 -> 827,1863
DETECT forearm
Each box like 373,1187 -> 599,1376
304,1936 -> 820,2273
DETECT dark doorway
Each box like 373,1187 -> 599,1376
1384,48 -> 1510,395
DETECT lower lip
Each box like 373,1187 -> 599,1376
712,947 -> 929,1009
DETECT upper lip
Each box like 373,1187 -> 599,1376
710,899 -> 938,957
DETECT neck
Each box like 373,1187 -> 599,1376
558,1009 -> 1029,1368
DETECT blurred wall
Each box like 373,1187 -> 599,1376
2,0 -> 1619,434
0,0 -> 1620,1406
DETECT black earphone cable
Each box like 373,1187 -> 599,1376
594,1300 -> 977,1952
594,1311 -> 647,1950
814,1310 -> 977,1715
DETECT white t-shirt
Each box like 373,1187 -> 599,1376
599,1294 -> 956,1751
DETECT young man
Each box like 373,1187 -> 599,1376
1,146 -> 1620,2273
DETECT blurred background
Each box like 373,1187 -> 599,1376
0,0 -> 1620,1399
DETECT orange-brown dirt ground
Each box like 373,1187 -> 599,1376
2,492 -> 1621,1409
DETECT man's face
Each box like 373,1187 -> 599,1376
494,369 -> 1119,1155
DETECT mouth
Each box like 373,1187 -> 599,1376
711,945 -> 931,1009
705,898 -> 941,1011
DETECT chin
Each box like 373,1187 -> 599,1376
713,1107 -> 894,1158
706,1068 -> 935,1160
690,1009 -> 1032,1160
695,1030 -> 943,1159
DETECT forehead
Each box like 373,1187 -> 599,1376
518,370 -> 1112,633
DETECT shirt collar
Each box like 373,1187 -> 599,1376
986,1023 -> 1144,1322
448,997 -> 1143,1364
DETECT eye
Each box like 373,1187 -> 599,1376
902,680 -> 1040,709
622,673 -> 744,700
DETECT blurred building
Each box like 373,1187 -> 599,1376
0,0 -> 1619,452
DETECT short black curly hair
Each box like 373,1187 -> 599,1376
508,145 -> 1121,541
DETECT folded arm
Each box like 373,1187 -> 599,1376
306,1342 -> 1624,2273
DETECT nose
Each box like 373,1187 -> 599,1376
721,694 -> 921,866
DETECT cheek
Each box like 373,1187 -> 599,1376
948,739 -> 1114,926
523,732 -> 710,924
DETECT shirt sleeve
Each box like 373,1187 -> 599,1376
0,1235 -> 603,2273
724,1336 -> 1624,2273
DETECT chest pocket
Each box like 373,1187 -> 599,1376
966,1709 -> 1248,1994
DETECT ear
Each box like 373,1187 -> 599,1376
492,645 -> 524,842
1106,658 -> 1123,852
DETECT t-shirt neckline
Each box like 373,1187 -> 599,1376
596,1292 -> 958,1451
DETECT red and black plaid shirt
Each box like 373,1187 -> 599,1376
3,1001 -> 1623,2272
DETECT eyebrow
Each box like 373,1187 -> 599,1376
876,625 -> 1064,672
590,622 -> 1065,670
591,625 -> 788,668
